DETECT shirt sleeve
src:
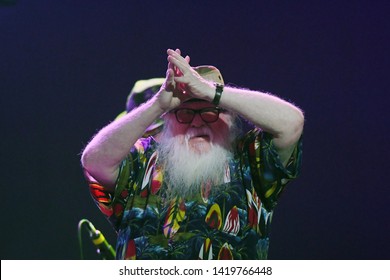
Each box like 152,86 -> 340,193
84,137 -> 156,231
238,128 -> 303,211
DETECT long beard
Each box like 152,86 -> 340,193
157,126 -> 233,200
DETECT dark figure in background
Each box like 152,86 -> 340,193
81,49 -> 304,259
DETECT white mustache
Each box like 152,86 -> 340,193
185,127 -> 214,141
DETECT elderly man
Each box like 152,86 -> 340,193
81,49 -> 304,259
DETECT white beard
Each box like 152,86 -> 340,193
157,125 -> 233,200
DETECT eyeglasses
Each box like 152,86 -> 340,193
171,107 -> 225,124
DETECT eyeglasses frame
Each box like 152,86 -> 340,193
170,107 -> 226,124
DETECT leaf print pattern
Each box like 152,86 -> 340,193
124,239 -> 136,260
85,130 -> 302,259
88,181 -> 113,217
140,151 -> 158,197
205,203 -> 223,230
218,243 -> 233,260
201,181 -> 212,203
151,165 -> 163,195
246,189 -> 262,232
163,197 -> 186,238
222,206 -> 240,236
198,238 -> 213,260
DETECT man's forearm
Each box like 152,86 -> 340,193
81,97 -> 165,188
218,86 -> 304,148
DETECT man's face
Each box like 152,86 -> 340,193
168,101 -> 231,153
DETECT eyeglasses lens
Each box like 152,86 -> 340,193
175,108 -> 219,124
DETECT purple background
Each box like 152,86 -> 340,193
1,0 -> 389,259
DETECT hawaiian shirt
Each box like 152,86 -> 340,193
86,129 -> 302,260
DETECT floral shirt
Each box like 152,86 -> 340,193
86,129 -> 302,260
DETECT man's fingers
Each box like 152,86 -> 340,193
174,76 -> 187,84
168,49 -> 188,65
163,68 -> 175,91
166,68 -> 174,80
168,55 -> 188,76
166,49 -> 194,92
168,50 -> 184,76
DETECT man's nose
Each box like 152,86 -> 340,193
190,113 -> 205,127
